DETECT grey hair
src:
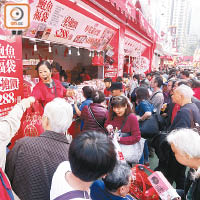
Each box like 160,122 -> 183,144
43,98 -> 73,133
103,161 -> 131,192
167,128 -> 200,158
175,84 -> 194,99
168,129 -> 200,179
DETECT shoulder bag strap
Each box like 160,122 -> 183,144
189,109 -> 200,129
119,114 -> 130,131
88,106 -> 108,134
54,190 -> 89,200
189,109 -> 195,128
150,91 -> 162,101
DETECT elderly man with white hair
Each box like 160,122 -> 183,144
5,98 -> 73,200
155,84 -> 200,190
167,128 -> 200,200
169,84 -> 200,131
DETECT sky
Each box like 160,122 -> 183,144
190,0 -> 200,35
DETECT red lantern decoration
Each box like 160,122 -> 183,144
64,48 -> 68,57
92,52 -> 104,66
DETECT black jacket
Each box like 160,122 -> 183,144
184,169 -> 200,200
169,103 -> 200,132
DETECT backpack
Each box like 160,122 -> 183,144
0,168 -> 14,200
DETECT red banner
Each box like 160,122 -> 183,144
138,10 -> 158,42
104,31 -> 119,79
0,36 -> 23,117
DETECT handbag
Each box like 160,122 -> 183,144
139,113 -> 160,138
119,138 -> 145,164
88,105 -> 108,134
118,115 -> 145,164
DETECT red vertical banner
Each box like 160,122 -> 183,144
104,31 -> 119,79
0,36 -> 24,117
118,25 -> 125,77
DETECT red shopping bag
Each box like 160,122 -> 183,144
129,164 -> 159,200
9,101 -> 44,149
21,101 -> 44,137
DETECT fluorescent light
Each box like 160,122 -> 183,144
49,45 -> 52,53
89,51 -> 92,57
34,43 -> 37,51
68,47 -> 72,55
77,48 -> 80,56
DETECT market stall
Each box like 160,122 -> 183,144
0,0 -> 158,140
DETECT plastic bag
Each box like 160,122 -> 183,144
130,164 -> 159,200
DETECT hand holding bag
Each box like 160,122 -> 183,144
119,136 -> 145,164
117,115 -> 145,164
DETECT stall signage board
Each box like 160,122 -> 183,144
124,37 -> 146,57
25,0 -> 116,51
124,35 -> 152,73
0,36 -> 23,117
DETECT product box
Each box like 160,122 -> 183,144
148,171 -> 181,200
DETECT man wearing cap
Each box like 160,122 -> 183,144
109,82 -> 132,108
110,82 -> 124,97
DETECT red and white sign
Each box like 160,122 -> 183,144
134,56 -> 150,74
124,33 -> 153,73
104,31 -> 119,79
124,37 -> 146,57
0,36 -> 23,117
25,0 -> 116,51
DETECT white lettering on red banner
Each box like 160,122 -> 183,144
0,44 -> 15,59
0,92 -> 15,106
0,43 -> 16,74
0,77 -> 19,92
0,36 -> 23,117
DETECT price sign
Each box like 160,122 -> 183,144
0,36 -> 23,117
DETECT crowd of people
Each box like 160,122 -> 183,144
1,63 -> 200,200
